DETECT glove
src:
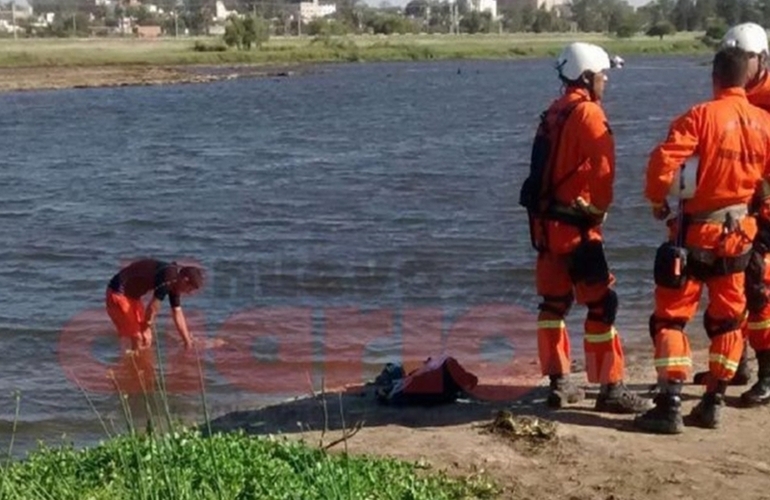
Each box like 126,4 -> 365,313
651,201 -> 671,221
574,197 -> 608,224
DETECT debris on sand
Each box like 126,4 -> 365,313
479,410 -> 557,443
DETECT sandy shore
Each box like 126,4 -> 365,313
207,337 -> 770,500
0,65 -> 305,93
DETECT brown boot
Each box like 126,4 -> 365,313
595,382 -> 654,414
547,375 -> 584,409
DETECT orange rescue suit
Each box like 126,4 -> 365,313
747,70 -> 770,112
533,86 -> 626,385
645,87 -> 770,387
739,71 -> 770,354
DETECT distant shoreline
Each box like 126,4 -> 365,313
0,33 -> 712,93
0,64 -> 308,93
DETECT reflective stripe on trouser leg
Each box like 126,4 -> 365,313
747,303 -> 770,351
583,320 -> 624,384
537,311 -> 570,376
708,329 -> 744,386
536,250 -> 573,377
652,278 -> 701,381
653,328 -> 692,381
704,271 -> 748,388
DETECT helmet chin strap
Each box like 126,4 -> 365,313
581,73 -> 598,101
748,56 -> 768,89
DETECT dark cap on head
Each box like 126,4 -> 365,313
713,46 -> 750,88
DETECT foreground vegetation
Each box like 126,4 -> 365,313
0,342 -> 496,500
0,32 -> 711,68
0,428 -> 497,499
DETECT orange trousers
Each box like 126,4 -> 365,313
106,289 -> 145,341
746,251 -> 770,352
652,272 -> 745,388
536,250 -> 625,384
747,303 -> 770,351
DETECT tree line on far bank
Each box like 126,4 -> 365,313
15,0 -> 770,40
565,0 -> 770,39
219,0 -> 770,48
218,0 -> 753,51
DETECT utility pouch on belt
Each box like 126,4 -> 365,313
655,163 -> 689,289
568,238 -> 610,284
654,241 -> 688,288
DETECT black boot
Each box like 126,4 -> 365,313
595,382 -> 654,414
547,375 -> 584,409
693,348 -> 751,386
741,350 -> 770,406
687,391 -> 725,429
633,380 -> 684,434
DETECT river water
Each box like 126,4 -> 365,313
0,55 -> 713,457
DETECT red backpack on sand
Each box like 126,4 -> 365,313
376,355 -> 478,406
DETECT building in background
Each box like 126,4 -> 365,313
497,0 -> 569,13
294,0 -> 337,23
215,0 -> 235,21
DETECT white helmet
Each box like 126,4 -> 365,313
721,23 -> 769,55
555,42 -> 611,82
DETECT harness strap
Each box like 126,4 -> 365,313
545,204 -> 601,231
689,204 -> 748,224
687,250 -> 752,278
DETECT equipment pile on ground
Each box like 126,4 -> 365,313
480,410 -> 558,443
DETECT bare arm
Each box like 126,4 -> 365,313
171,307 -> 193,348
143,298 -> 162,330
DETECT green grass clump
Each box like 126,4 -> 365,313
192,40 -> 228,52
0,428 -> 497,500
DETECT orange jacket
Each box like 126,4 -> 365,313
746,71 -> 770,221
548,87 -> 615,215
747,70 -> 770,112
646,87 -> 770,215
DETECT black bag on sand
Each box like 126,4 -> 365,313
375,356 -> 478,406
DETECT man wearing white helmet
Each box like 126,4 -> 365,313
636,47 -> 770,433
722,22 -> 770,107
712,23 -> 770,406
519,42 -> 651,414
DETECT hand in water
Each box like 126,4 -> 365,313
186,338 -> 227,350
205,338 -> 227,349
